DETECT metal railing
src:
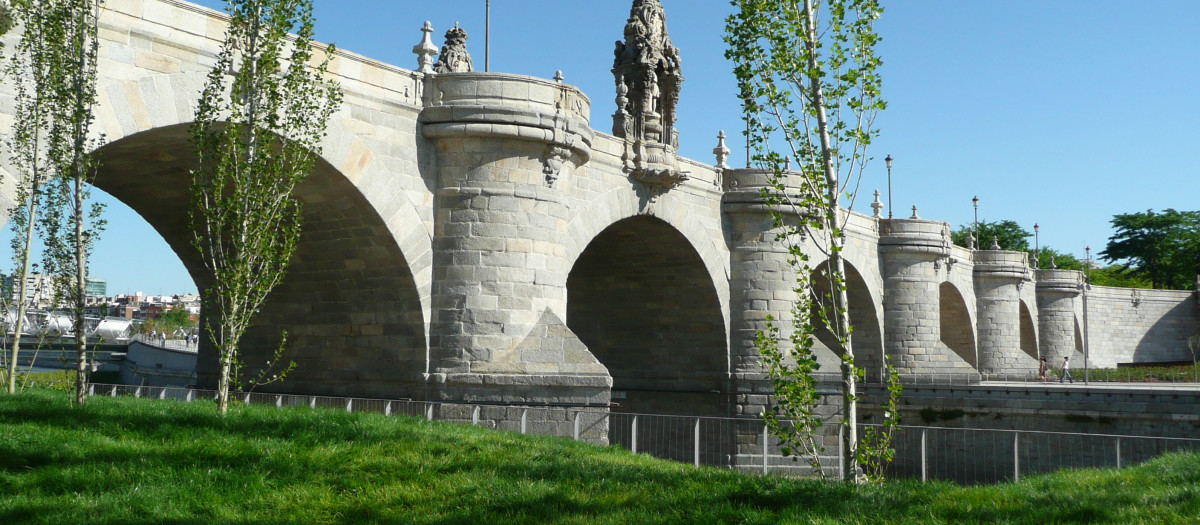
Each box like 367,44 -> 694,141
129,333 -> 197,353
44,382 -> 1200,485
884,424 -> 1200,484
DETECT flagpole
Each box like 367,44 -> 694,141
485,0 -> 491,72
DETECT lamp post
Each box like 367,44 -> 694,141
1083,245 -> 1092,384
972,196 -> 979,250
885,155 -> 894,219
1034,223 -> 1040,268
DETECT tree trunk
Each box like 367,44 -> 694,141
73,174 -> 88,406
216,304 -> 238,415
802,0 -> 859,482
7,194 -> 40,395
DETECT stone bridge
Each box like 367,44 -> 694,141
0,0 -> 1195,423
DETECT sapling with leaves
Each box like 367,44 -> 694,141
190,0 -> 341,414
3,0 -> 103,402
726,0 -> 901,482
36,0 -> 104,407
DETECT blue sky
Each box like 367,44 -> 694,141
7,0 -> 1199,295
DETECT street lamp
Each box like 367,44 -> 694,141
1083,245 -> 1092,383
972,196 -> 979,250
885,155 -> 894,219
1034,223 -> 1040,268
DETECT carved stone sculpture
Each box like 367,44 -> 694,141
612,0 -> 686,188
541,145 -> 573,186
434,22 -> 473,73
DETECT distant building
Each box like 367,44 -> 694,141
85,278 -> 107,298
2,273 -> 56,308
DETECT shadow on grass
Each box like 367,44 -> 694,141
2,390 -> 1199,524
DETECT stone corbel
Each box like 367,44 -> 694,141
541,145 -> 572,186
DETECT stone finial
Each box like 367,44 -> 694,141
784,156 -> 791,170
554,70 -> 564,83
990,236 -> 1001,250
870,190 -> 883,218
413,21 -> 439,73
1049,255 -> 1058,269
713,130 -> 731,170
969,233 -> 977,250
910,205 -> 919,219
434,22 -> 474,73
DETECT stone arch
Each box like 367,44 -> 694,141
90,122 -> 429,397
564,187 -> 729,335
87,71 -> 434,323
1019,300 -> 1039,359
939,281 -> 976,367
809,259 -> 885,381
566,214 -> 727,417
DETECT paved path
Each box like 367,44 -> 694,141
981,380 -> 1200,392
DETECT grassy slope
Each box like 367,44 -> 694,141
1,390 -> 1198,524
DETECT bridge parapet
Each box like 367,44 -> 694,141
720,168 -> 809,216
1036,269 -> 1084,295
420,72 -> 593,176
973,250 -> 1031,281
878,218 -> 952,257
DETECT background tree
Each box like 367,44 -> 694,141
37,0 -> 104,407
190,0 -> 340,414
1034,247 -> 1083,271
950,220 -> 1030,252
140,304 -> 196,337
1100,209 -> 1200,290
1087,265 -> 1150,289
727,0 -> 898,482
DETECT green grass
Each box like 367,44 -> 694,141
1084,365 -> 1200,383
2,390 -> 1199,524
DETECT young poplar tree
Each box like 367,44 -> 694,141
190,0 -> 341,414
37,0 -> 104,406
2,0 -> 79,395
726,0 -> 898,482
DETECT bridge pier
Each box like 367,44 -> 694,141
722,168 -> 801,411
1037,269 -> 1085,365
879,219 -> 979,380
974,249 -> 1038,378
420,73 -> 610,408
722,168 -> 843,473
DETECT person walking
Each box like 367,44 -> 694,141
1060,356 -> 1073,384
1038,356 -> 1048,382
